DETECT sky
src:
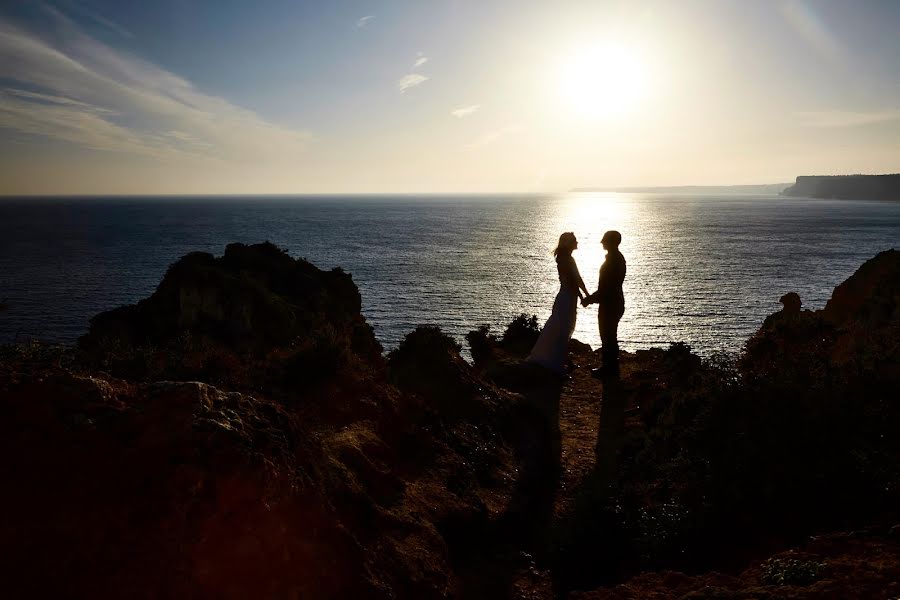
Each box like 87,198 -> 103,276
0,0 -> 899,194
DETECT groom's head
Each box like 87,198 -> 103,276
601,230 -> 621,250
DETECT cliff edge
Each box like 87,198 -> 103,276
782,174 -> 900,200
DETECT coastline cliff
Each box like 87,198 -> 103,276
0,243 -> 897,598
782,174 -> 900,200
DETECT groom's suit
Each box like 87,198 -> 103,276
585,248 -> 626,371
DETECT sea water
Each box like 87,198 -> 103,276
1,193 -> 897,355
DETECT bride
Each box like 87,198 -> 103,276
528,232 -> 589,374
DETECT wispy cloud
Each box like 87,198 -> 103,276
356,15 -> 375,29
0,14 -> 312,163
0,90 -> 164,157
397,73 -> 428,93
4,87 -> 115,112
451,104 -> 480,118
467,124 -> 523,149
795,109 -> 900,128
62,1 -> 135,39
413,52 -> 428,68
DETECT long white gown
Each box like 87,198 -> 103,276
528,255 -> 579,374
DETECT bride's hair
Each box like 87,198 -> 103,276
553,232 -> 576,257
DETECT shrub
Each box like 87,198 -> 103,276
465,324 -> 494,367
283,325 -> 353,388
499,313 -> 540,357
761,557 -> 826,586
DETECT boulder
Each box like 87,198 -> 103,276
80,241 -> 381,364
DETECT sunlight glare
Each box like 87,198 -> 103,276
558,41 -> 650,121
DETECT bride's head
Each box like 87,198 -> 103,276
553,232 -> 578,257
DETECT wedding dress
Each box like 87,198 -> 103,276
528,255 -> 579,374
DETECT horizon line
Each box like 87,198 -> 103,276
0,183 -> 801,199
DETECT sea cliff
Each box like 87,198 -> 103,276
0,243 -> 897,598
782,174 -> 900,200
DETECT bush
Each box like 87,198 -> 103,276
387,326 -> 493,420
761,557 -> 826,586
282,324 -> 353,389
604,325 -> 899,574
499,313 -> 540,357
0,342 -> 76,382
465,324 -> 494,367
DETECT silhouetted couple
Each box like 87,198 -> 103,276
528,230 -> 626,378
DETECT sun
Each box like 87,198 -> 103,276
558,41 -> 650,121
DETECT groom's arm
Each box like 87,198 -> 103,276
583,269 -> 603,305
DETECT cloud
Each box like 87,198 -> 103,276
61,1 -> 135,39
795,110 -> 900,128
0,90 -> 167,157
356,15 -> 374,28
451,104 -> 480,118
4,87 -> 115,112
467,124 -> 523,149
397,73 -> 428,93
0,15 -> 312,164
413,53 -> 428,68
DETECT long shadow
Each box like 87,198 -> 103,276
446,366 -> 634,598
448,364 -> 563,599
502,371 -> 563,549
592,374 -> 627,485
549,372 -> 631,595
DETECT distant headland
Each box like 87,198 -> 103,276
782,174 -> 900,201
570,183 -> 790,194
572,175 -> 900,201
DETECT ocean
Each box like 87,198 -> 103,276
1,193 -> 897,356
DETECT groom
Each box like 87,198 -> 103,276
581,230 -> 626,377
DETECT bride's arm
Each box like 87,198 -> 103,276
572,258 -> 589,299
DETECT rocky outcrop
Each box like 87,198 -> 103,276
0,244 -> 527,599
782,174 -> 900,200
824,248 -> 900,325
0,375 -> 358,598
79,242 -> 382,387
82,241 -> 376,354
571,528 -> 900,599
742,248 -> 899,379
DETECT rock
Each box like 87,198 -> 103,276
0,375 -> 363,598
0,357 -> 516,598
823,248 -> 900,327
79,243 -> 381,360
0,245 -> 525,599
79,242 -> 382,386
745,248 -> 900,377
569,338 -> 592,355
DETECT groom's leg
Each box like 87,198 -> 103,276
599,307 -> 622,373
608,313 -> 620,368
597,308 -> 606,359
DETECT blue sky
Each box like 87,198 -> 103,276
1,0 -> 899,193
